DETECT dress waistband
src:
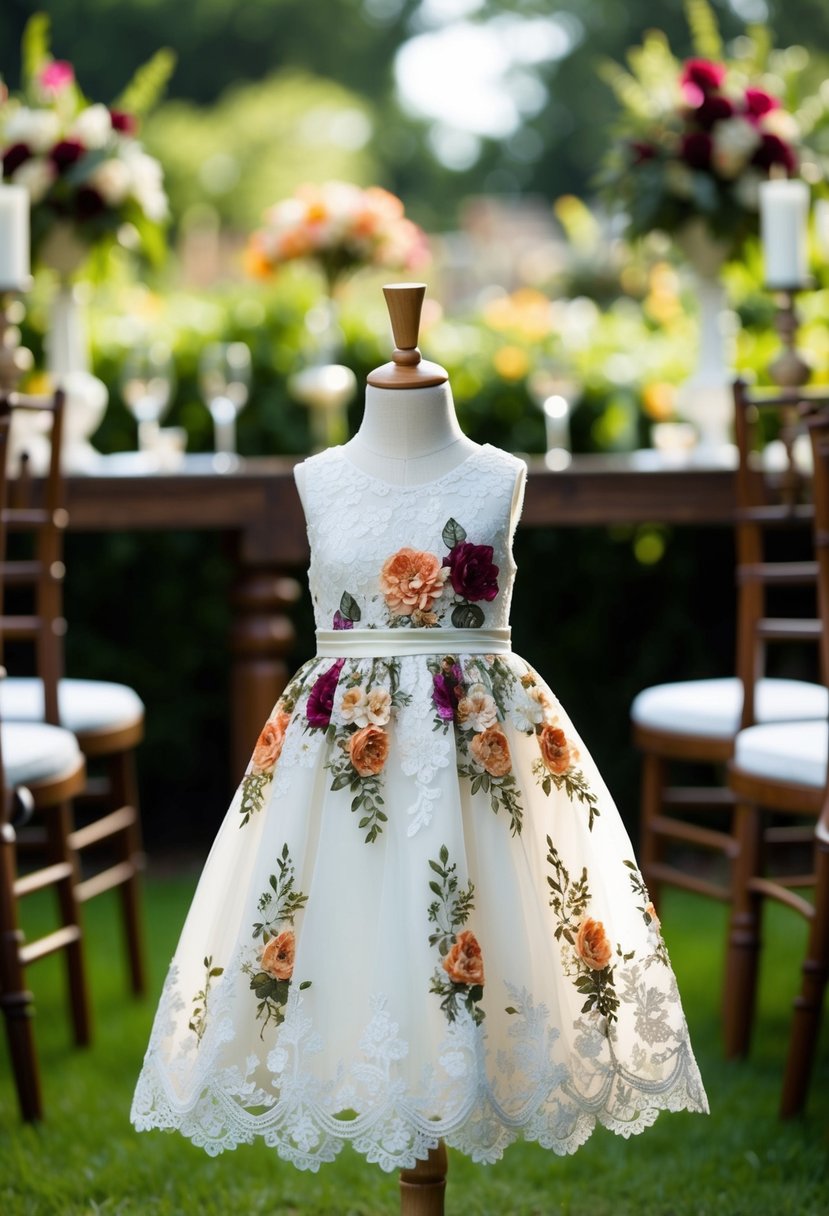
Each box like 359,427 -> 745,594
315,627 -> 512,658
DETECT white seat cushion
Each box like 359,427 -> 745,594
0,677 -> 144,735
2,721 -> 83,788
733,720 -> 827,788
631,676 -> 828,740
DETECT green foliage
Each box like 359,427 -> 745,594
20,12 -> 50,90
114,47 -> 177,116
685,0 -> 723,60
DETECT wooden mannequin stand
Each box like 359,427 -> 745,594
371,283 -> 451,1216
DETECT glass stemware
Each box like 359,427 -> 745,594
198,341 -> 251,469
120,341 -> 175,454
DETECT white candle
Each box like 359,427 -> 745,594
815,198 -> 829,261
0,184 -> 30,289
759,178 -> 810,289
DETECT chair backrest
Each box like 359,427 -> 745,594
732,380 -> 825,729
0,399 -> 13,824
806,407 -> 829,843
0,389 -> 67,726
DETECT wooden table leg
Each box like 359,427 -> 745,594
229,565 -> 301,777
399,1141 -> 448,1216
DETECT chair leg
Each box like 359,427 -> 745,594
723,798 -> 764,1058
45,803 -> 92,1047
780,833 -> 829,1118
0,824 -> 43,1120
640,751 -> 665,908
110,750 -> 147,996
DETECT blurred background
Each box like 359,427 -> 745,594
2,0 -> 827,855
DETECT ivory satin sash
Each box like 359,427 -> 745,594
315,627 -> 511,658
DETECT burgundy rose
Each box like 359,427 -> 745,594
752,133 -> 796,174
630,140 -> 656,165
306,659 -> 344,729
694,94 -> 734,130
51,139 -> 85,173
744,87 -> 779,121
680,131 -> 713,170
110,109 -> 138,135
433,673 -> 457,721
3,143 -> 32,177
680,58 -> 726,94
443,542 -> 499,603
75,186 -> 105,220
332,610 -> 354,630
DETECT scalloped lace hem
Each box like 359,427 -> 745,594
131,1072 -> 708,1172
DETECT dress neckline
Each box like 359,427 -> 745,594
335,443 -> 491,493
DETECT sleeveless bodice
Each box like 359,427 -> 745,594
298,443 -> 525,635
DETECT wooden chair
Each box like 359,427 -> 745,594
723,406 -> 829,1116
0,389 -> 147,996
0,395 -> 92,1121
632,382 -> 826,911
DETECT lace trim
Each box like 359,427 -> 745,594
133,966 -> 708,1172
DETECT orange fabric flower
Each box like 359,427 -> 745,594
576,918 -> 612,971
349,724 -> 390,776
261,930 -> 295,981
443,929 -> 485,986
645,902 -> 661,930
379,547 -> 447,615
538,724 -> 572,775
469,726 -> 512,777
252,710 -> 291,773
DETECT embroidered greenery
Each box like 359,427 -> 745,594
427,845 -> 485,1025
546,836 -> 590,945
188,954 -> 224,1045
239,770 -> 274,827
624,859 -> 670,966
327,745 -> 387,843
457,762 -> 524,836
243,843 -> 311,1035
534,759 -> 600,831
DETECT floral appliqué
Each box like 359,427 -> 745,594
241,843 -> 311,1035
188,955 -> 224,1045
431,654 -> 524,835
427,845 -> 485,1026
522,671 -> 600,830
239,666 -> 312,826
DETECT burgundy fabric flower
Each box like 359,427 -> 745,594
680,59 -> 726,94
443,542 -> 499,603
752,133 -> 796,173
306,659 -> 344,728
332,610 -> 354,631
3,143 -> 31,177
51,139 -> 85,173
744,87 -> 779,121
694,94 -> 734,129
432,673 -> 457,722
680,131 -> 713,170
110,109 -> 138,136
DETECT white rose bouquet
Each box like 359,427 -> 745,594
0,14 -> 174,273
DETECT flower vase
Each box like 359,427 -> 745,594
46,278 -> 109,471
289,292 -> 356,451
674,222 -> 735,457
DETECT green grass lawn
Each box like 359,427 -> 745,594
1,870 -> 827,1216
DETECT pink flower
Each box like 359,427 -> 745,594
38,61 -> 75,95
744,87 -> 779,121
680,59 -> 726,95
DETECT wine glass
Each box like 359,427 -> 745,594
120,341 -> 175,455
198,341 -> 251,469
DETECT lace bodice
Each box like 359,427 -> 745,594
296,443 -> 526,634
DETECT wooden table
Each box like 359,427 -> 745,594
65,451 -> 737,772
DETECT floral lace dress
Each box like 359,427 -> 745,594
131,442 -> 708,1171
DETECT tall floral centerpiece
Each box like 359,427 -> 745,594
599,0 -> 816,450
0,14 -> 173,468
246,180 -> 429,447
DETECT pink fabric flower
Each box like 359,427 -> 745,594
39,61 -> 75,95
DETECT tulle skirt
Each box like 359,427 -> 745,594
131,647 -> 707,1171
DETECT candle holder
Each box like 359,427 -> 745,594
766,284 -> 812,390
0,279 -> 34,397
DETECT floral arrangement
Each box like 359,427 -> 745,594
245,179 -> 429,290
598,0 -> 824,256
0,14 -> 173,272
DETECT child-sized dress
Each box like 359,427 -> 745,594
132,441 -> 708,1170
